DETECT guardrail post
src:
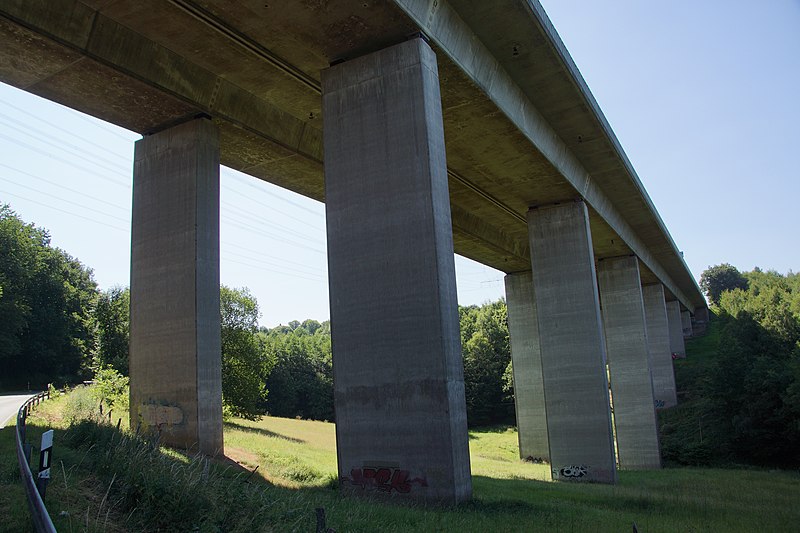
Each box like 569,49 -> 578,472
15,393 -> 58,532
36,430 -> 53,500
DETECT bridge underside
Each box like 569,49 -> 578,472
0,0 -> 704,313
0,0 -> 709,502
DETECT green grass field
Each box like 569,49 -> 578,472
2,387 -> 799,532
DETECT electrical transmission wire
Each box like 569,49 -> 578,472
0,110 -> 131,166
0,189 -> 129,231
0,133 -> 131,188
223,170 -> 324,218
0,120 -> 130,179
223,185 -> 322,232
0,180 -> 128,223
0,163 -> 129,211
222,201 -> 324,245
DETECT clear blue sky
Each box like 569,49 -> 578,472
1,1 -> 797,326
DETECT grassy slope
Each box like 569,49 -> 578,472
2,334 -> 799,532
224,416 -> 800,532
659,315 -> 729,465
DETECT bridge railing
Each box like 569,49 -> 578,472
15,390 -> 57,533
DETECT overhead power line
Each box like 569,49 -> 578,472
0,133 -> 131,188
0,163 -> 129,211
0,189 -> 129,231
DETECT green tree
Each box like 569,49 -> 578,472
459,299 -> 513,427
262,324 -> 333,421
0,204 -> 98,388
700,263 -> 749,305
94,286 -> 130,375
664,266 -> 800,468
220,286 -> 273,420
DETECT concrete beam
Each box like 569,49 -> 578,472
597,256 -> 660,469
322,38 -> 471,503
642,284 -> 677,409
527,201 -> 616,483
504,271 -> 549,463
129,117 -> 223,456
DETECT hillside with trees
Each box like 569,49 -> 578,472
0,205 -> 97,388
6,205 -> 799,467
662,265 -> 800,467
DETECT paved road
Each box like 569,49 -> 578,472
0,393 -> 35,429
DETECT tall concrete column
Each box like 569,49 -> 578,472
527,201 -> 617,483
504,272 -> 549,463
597,256 -> 661,469
692,306 -> 710,336
681,310 -> 693,338
667,301 -> 687,358
321,38 -> 471,503
129,117 -> 223,456
642,284 -> 677,409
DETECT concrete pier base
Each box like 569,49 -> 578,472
321,38 -> 471,503
129,118 -> 223,456
643,284 -> 677,409
597,256 -> 661,469
527,201 -> 617,483
505,272 -> 549,463
667,301 -> 687,358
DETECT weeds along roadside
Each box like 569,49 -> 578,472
9,376 -> 800,533
21,378 -> 340,533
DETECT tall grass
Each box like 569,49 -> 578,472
4,384 -> 800,532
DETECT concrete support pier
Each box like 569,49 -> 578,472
643,284 -> 677,409
667,301 -> 687,358
129,118 -> 223,456
667,300 -> 686,359
505,272 -> 549,463
681,310 -> 693,338
321,38 -> 471,503
527,201 -> 617,483
597,256 -> 661,469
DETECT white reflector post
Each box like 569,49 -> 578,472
38,430 -> 53,479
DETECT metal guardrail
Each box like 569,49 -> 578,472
15,391 -> 57,533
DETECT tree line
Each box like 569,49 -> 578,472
1,205 -> 514,427
663,264 -> 800,467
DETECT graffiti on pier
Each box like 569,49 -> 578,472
654,399 -> 665,409
556,465 -> 588,479
345,467 -> 428,494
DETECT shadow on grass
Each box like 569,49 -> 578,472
14,416 -> 798,533
223,420 -> 306,444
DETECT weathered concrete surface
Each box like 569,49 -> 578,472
597,256 -> 661,469
0,0 -> 706,316
666,301 -> 686,359
322,39 -> 471,503
681,310 -> 693,338
129,118 -> 223,456
692,306 -> 710,336
527,201 -> 616,483
643,284 -> 677,409
505,272 -> 549,463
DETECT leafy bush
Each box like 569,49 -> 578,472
92,366 -> 129,414
63,385 -> 100,425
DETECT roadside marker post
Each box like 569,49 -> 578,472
37,430 -> 53,499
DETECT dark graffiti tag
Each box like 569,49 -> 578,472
345,467 -> 428,493
557,465 -> 588,479
654,399 -> 665,409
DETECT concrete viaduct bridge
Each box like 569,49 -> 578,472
1,0 -> 707,503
